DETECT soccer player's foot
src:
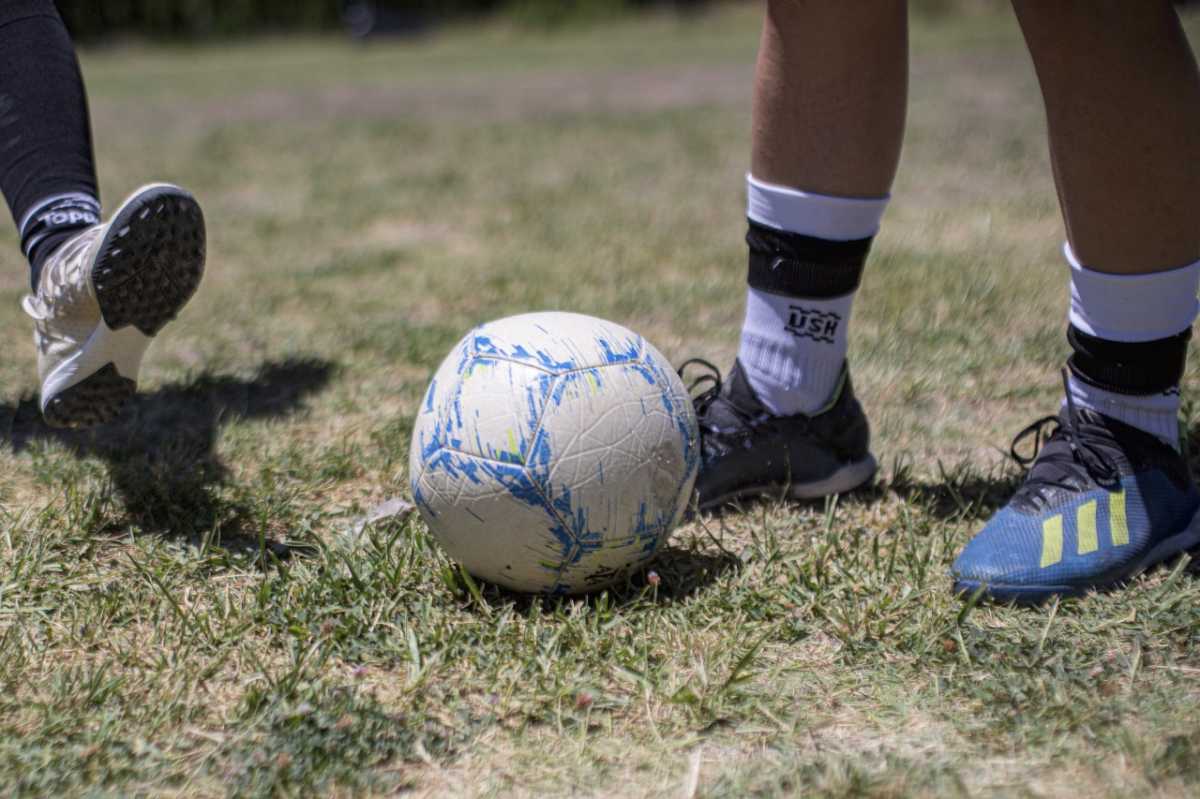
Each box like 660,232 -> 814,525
952,383 -> 1200,604
682,358 -> 877,511
21,183 -> 205,428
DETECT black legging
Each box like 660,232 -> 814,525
0,0 -> 98,286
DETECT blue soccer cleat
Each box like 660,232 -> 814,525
952,384 -> 1200,604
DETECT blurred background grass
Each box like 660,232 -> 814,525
56,0 -> 1009,39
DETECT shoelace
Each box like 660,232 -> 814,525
676,358 -> 794,454
677,358 -> 724,419
1009,368 -> 1121,491
676,357 -> 767,454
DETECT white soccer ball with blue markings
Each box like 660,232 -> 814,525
410,312 -> 700,594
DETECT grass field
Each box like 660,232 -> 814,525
3,4 -> 1200,796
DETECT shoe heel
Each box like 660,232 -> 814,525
786,455 -> 878,500
40,321 -> 153,429
43,363 -> 136,428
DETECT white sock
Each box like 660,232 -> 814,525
1065,243 -> 1200,450
1066,243 -> 1200,341
737,174 -> 888,416
1064,374 -> 1181,448
740,289 -> 853,415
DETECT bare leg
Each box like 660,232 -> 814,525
751,0 -> 908,197
951,3 -> 1200,605
1013,0 -> 1200,274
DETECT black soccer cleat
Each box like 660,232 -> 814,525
680,358 -> 877,511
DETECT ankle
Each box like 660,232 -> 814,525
21,193 -> 100,291
1065,372 -> 1181,451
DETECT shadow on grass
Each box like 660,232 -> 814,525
0,357 -> 335,554
896,417 -> 1200,524
892,417 -> 1200,523
883,463 -> 1022,522
457,544 -> 741,614
692,459 -> 1022,524
632,543 -> 740,600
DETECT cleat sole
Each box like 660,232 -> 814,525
698,454 -> 877,512
93,184 -> 206,337
43,363 -> 137,429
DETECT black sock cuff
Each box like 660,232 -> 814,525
745,218 -> 871,298
21,192 -> 99,258
1067,324 -> 1191,396
22,193 -> 99,290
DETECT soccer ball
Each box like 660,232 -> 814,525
409,312 -> 700,594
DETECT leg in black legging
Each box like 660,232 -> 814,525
0,0 -> 99,290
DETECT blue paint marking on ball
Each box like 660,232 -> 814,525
597,336 -> 642,365
473,334 -> 499,356
633,364 -> 658,386
415,317 -> 699,592
477,458 -> 545,510
456,339 -> 474,375
451,389 -> 465,430
644,354 -> 699,478
535,348 -> 577,372
523,386 -> 541,441
632,501 -> 670,555
411,481 -> 431,516
473,424 -> 601,570
456,454 -> 484,484
472,333 -> 577,373
422,447 -> 482,486
551,485 -> 604,564
548,373 -> 573,407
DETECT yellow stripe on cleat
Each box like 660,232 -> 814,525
1110,488 -> 1128,547
1077,500 -> 1098,555
1041,515 -> 1063,568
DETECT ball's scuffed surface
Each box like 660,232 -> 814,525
410,312 -> 699,594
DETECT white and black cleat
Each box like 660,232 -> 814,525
22,183 -> 206,429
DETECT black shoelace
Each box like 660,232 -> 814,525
677,358 -> 805,460
677,358 -> 724,421
1009,369 -> 1121,497
677,358 -> 775,455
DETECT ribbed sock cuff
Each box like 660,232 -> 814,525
1065,242 -> 1200,343
21,192 -> 99,289
746,173 -> 888,240
1065,372 -> 1181,450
